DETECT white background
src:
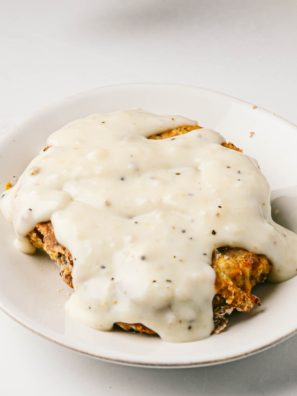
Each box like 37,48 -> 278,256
1,1 -> 297,395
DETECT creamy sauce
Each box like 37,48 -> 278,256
2,109 -> 297,343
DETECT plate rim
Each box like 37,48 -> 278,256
1,82 -> 297,368
2,304 -> 297,368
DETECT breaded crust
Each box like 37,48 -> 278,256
26,125 -> 271,336
28,222 -> 73,287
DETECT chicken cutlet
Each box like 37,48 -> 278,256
26,124 -> 271,336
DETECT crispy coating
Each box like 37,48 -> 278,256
26,124 -> 270,336
28,222 -> 73,287
115,322 -> 157,335
221,142 -> 243,152
211,248 -> 271,334
213,247 -> 271,311
148,125 -> 201,140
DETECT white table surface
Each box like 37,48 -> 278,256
1,1 -> 297,394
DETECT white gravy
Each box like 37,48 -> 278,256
2,109 -> 297,343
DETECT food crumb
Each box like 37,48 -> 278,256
249,132 -> 255,138
252,105 -> 257,109
5,181 -> 12,190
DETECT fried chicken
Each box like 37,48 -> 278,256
26,124 -> 272,336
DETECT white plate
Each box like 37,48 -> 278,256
1,83 -> 297,368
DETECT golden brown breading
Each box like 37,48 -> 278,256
211,248 -> 271,334
212,247 -> 271,311
115,322 -> 156,335
148,125 -> 201,140
221,142 -> 243,153
28,223 -> 73,287
26,124 -> 270,336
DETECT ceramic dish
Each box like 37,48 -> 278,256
1,83 -> 297,367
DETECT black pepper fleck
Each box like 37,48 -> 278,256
1,194 -> 4,199
89,307 -> 91,309
152,280 -> 157,283
238,179 -> 241,181
100,265 -> 106,269
203,253 -> 207,255
212,230 -> 216,235
218,206 -> 222,208
166,280 -> 172,283
111,277 -> 114,281
102,121 -> 105,123
28,208 -> 32,211
134,221 -> 138,224
171,138 -> 175,140
182,230 -> 186,233
120,177 -> 125,181
176,173 -> 180,175
141,256 -> 146,260
188,326 -> 192,330
238,171 -> 241,174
